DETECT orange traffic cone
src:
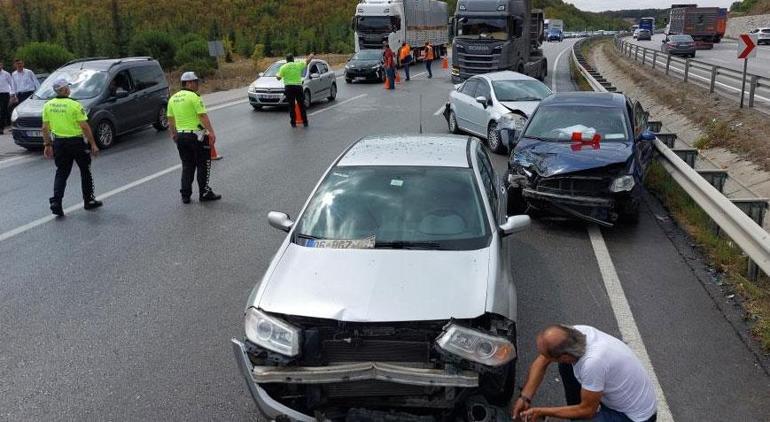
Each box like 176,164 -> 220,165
442,57 -> 448,69
210,142 -> 222,160
395,71 -> 401,83
383,74 -> 391,89
294,102 -> 304,126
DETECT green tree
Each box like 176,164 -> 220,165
15,42 -> 75,72
130,31 -> 177,69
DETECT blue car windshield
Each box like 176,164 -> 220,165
293,166 -> 491,250
524,106 -> 629,142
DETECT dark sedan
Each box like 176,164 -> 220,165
503,93 -> 657,226
344,49 -> 385,83
661,34 -> 696,58
637,29 -> 652,41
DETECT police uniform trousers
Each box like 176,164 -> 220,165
284,85 -> 307,124
51,137 -> 95,203
176,133 -> 212,198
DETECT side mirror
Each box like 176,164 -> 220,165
309,73 -> 320,79
500,215 -> 531,236
475,96 -> 489,108
268,211 -> 294,232
640,130 -> 656,141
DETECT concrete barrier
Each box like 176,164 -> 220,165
726,14 -> 770,39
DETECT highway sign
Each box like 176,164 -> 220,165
737,33 -> 758,59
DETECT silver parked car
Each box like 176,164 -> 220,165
247,58 -> 337,110
231,135 -> 530,421
445,71 -> 552,154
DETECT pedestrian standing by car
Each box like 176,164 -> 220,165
11,59 -> 40,104
0,61 -> 15,133
167,71 -> 221,204
42,78 -> 102,216
513,324 -> 657,422
399,42 -> 412,81
423,41 -> 435,79
382,42 -> 396,90
276,53 -> 314,127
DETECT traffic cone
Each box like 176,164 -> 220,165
383,75 -> 390,89
442,57 -> 448,69
210,142 -> 222,160
294,102 -> 304,126
395,71 -> 401,83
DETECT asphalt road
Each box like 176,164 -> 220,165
1,39 -> 769,421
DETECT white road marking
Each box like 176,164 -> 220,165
551,44 -> 573,92
0,154 -> 37,169
308,94 -> 367,116
208,99 -> 249,111
0,164 -> 181,243
587,225 -> 674,422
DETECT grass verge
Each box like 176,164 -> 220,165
646,161 -> 770,351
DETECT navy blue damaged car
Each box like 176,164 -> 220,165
501,92 -> 656,226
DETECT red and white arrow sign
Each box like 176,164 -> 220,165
737,33 -> 758,59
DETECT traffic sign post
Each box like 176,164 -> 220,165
737,33 -> 758,108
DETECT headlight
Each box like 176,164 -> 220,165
498,113 -> 527,131
11,108 -> 19,123
371,64 -> 381,69
345,64 -> 351,69
244,308 -> 301,356
610,175 -> 636,192
436,324 -> 516,367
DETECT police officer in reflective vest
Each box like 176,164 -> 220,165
42,78 -> 102,216
167,72 -> 221,203
276,53 -> 314,127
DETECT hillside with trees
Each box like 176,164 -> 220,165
730,0 -> 770,15
532,0 -> 628,31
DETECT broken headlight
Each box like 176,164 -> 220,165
244,308 -> 301,357
498,113 -> 527,131
609,175 -> 635,192
436,324 -> 516,367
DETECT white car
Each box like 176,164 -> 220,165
444,71 -> 552,154
750,27 -> 770,45
633,28 -> 640,39
247,58 -> 337,110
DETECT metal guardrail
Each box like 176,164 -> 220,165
615,38 -> 770,111
571,37 -> 770,279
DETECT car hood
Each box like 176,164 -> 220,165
14,97 -> 97,118
513,138 -> 633,178
253,243 -> 491,322
348,60 -> 381,67
253,77 -> 286,89
499,101 -> 539,117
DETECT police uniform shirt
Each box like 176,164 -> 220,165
167,89 -> 207,131
42,97 -> 87,138
277,62 -> 306,86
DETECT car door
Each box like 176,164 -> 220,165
105,70 -> 141,133
473,79 -> 493,137
129,65 -> 162,126
306,61 -> 324,99
318,62 -> 334,96
454,79 -> 479,133
632,101 -> 654,176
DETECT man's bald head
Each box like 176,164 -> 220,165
536,324 -> 586,363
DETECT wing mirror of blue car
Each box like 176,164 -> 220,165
476,96 -> 489,108
268,211 -> 294,232
500,215 -> 531,236
640,130 -> 656,141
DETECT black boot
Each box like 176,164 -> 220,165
50,198 -> 64,216
84,199 -> 103,210
200,190 -> 222,201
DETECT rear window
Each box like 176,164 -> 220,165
670,35 -> 694,42
130,64 -> 166,90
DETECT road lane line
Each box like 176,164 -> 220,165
0,155 -> 37,169
0,164 -> 181,243
551,44 -> 573,92
208,99 -> 249,111
587,225 -> 674,422
308,94 -> 367,116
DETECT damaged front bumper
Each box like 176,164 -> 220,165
231,338 -> 480,420
520,186 -> 619,227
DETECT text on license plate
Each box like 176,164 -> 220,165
259,95 -> 281,100
27,131 -> 42,137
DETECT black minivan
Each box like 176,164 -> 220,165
11,57 -> 169,150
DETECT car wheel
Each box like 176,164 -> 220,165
448,111 -> 461,134
95,120 -> 115,149
153,105 -> 169,131
345,78 -> 352,84
303,90 -> 312,109
487,121 -> 505,154
328,83 -> 337,101
252,104 -> 263,111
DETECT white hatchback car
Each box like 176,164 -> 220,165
444,71 -> 552,154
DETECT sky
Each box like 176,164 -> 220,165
568,0 -> 735,12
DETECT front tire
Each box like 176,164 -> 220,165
487,121 -> 505,154
95,120 -> 115,149
153,105 -> 169,131
448,111 -> 460,134
327,83 -> 337,101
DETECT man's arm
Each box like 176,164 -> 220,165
42,122 -> 53,159
521,389 -> 602,421
199,113 -> 216,145
512,355 -> 551,419
305,53 -> 315,64
79,121 -> 99,155
168,116 -> 177,141
31,70 -> 40,89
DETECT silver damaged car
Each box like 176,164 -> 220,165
231,135 -> 530,421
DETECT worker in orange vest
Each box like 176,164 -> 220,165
424,41 -> 435,79
399,42 -> 412,81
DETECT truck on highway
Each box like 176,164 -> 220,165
667,4 -> 722,49
546,18 -> 564,32
450,0 -> 547,83
352,0 -> 449,62
639,16 -> 656,34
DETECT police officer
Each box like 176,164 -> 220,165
276,53 -> 314,127
42,78 -> 102,216
167,71 -> 221,204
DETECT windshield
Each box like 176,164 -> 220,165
352,50 -> 382,61
357,16 -> 392,33
35,69 -> 107,100
524,106 -> 629,142
457,17 -> 508,40
493,80 -> 551,101
670,35 -> 693,42
293,166 -> 491,250
262,62 -> 307,78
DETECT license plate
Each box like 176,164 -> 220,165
27,130 -> 42,137
259,94 -> 281,100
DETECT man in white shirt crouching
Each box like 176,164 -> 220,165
514,324 -> 657,422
